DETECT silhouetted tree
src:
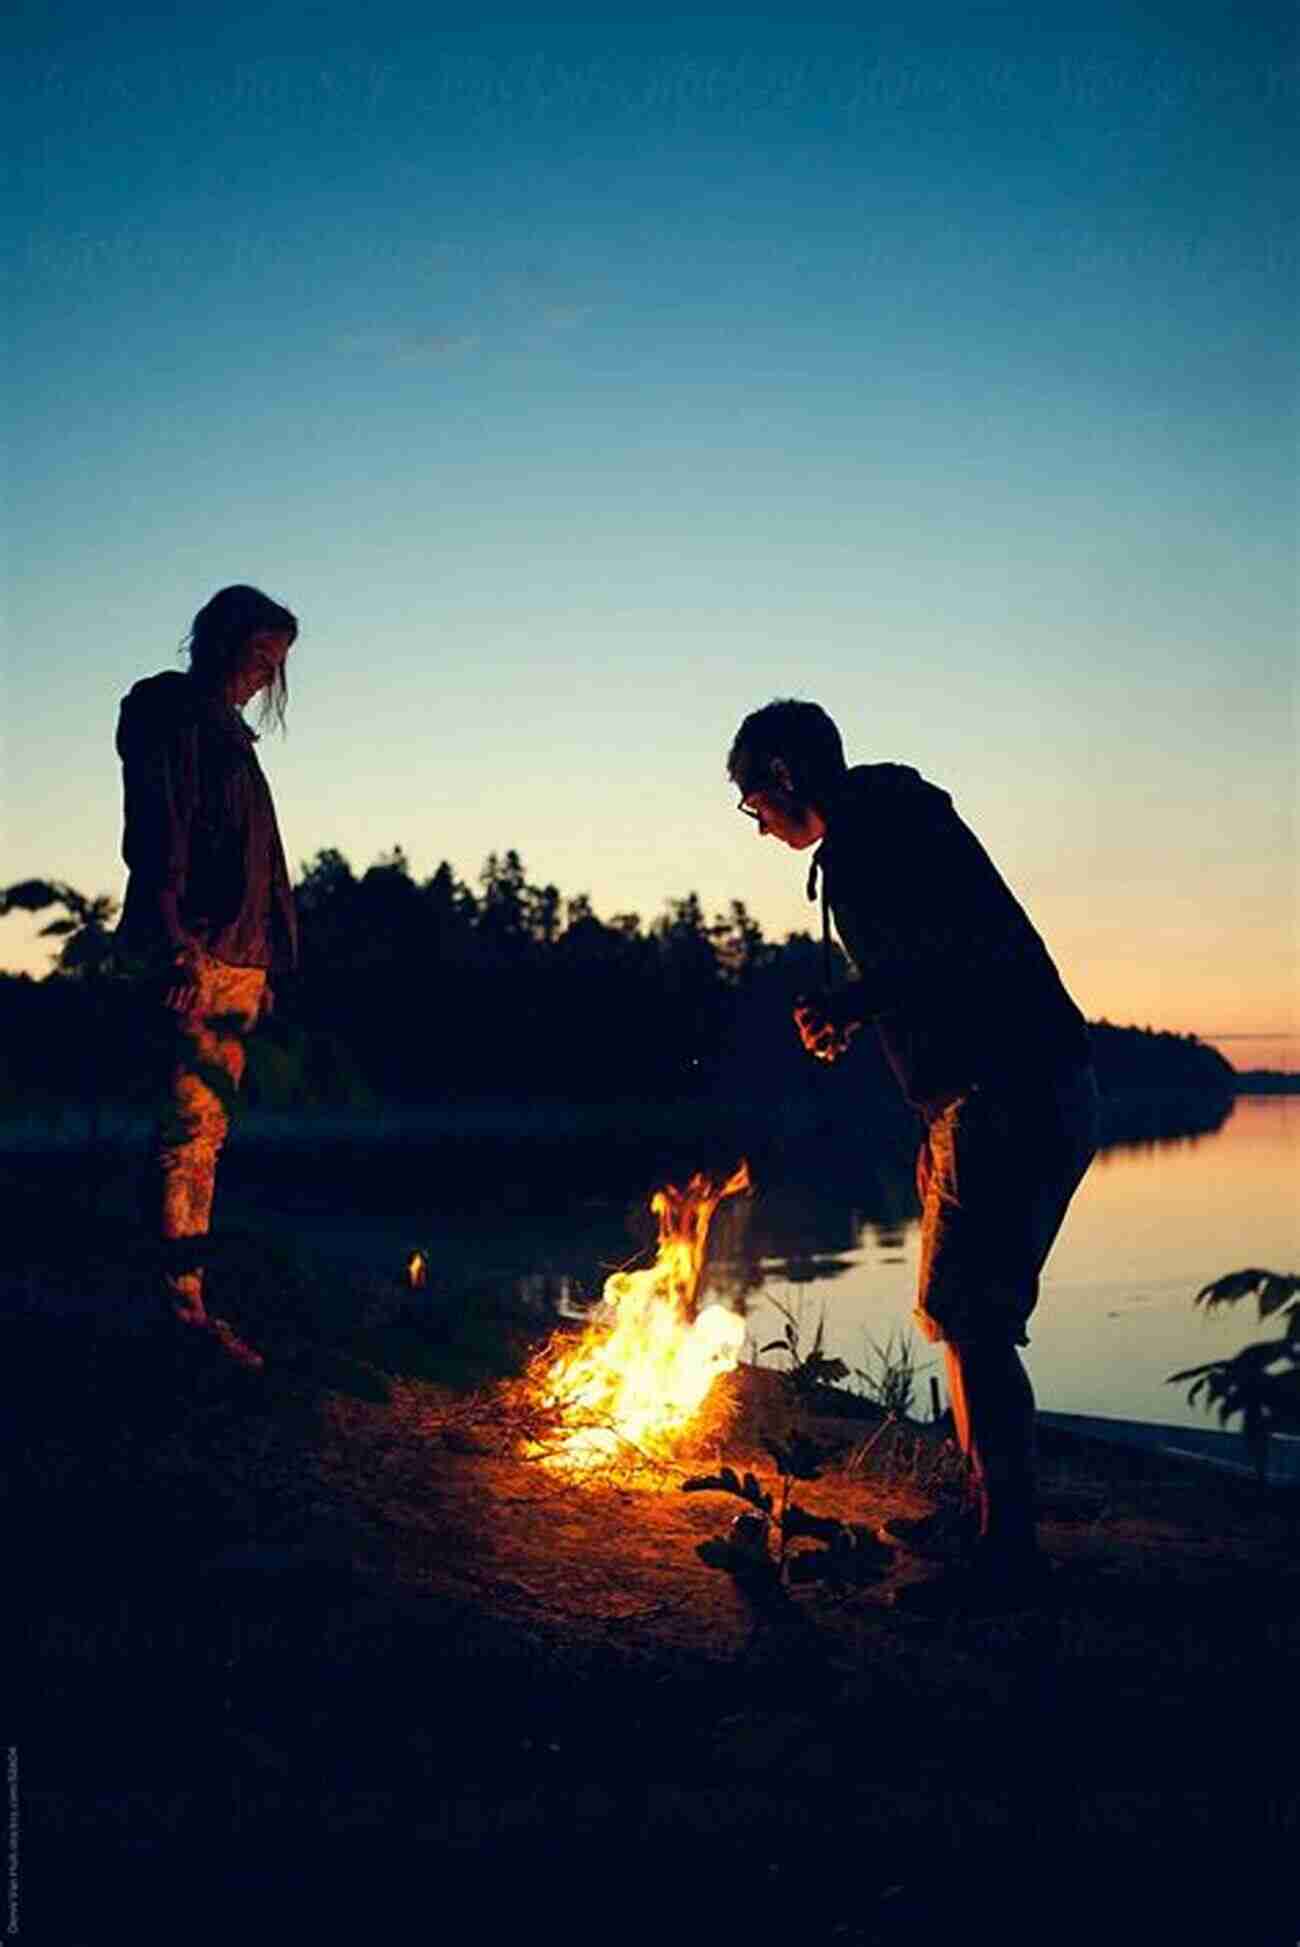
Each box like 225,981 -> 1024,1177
1,878 -> 119,975
0,850 -> 1262,1133
1,879 -> 122,1144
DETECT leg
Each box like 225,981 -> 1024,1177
153,959 -> 264,1322
945,1337 -> 1039,1561
895,1078 -> 1099,1608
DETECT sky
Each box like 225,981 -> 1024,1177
5,2 -> 1297,1066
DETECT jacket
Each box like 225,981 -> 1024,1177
813,763 -> 1090,1112
115,671 -> 298,972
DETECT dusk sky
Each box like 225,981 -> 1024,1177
6,3 -> 1296,1065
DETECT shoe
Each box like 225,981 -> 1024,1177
878,1505 -> 977,1564
888,1549 -> 1057,1617
174,1309 -> 265,1373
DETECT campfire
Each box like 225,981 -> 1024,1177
526,1161 -> 752,1469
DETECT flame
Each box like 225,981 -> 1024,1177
530,1161 -> 750,1467
408,1250 -> 427,1289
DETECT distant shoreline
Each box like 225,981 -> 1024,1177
1231,1071 -> 1300,1094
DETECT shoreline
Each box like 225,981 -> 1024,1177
0,1077 -> 1275,1155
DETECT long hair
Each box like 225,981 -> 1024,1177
182,584 -> 297,733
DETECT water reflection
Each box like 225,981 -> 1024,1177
292,1092 -> 1293,1430
367,1095 -> 1252,1334
1095,1090 -> 1234,1154
1092,1127 -> 1224,1166
492,1096 -> 1296,1433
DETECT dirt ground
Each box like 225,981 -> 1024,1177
12,1304 -> 1300,1945
308,1361 -> 1297,1651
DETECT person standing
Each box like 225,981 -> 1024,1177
116,585 -> 299,1370
727,698 -> 1099,1610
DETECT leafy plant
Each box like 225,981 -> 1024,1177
682,1428 -> 891,1591
1168,1268 -> 1300,1484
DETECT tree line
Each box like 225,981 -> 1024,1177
0,848 -> 1238,1117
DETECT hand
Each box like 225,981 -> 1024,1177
793,994 -> 861,1065
161,937 -> 204,1013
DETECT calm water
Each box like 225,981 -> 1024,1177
251,1094 -> 1298,1435
713,1095 -> 1300,1432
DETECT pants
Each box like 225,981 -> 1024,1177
914,1065 -> 1101,1348
153,952 -> 265,1317
913,1065 -> 1100,1553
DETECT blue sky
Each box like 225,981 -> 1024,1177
5,3 -> 1296,1056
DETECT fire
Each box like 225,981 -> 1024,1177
408,1250 -> 428,1289
530,1161 -> 751,1467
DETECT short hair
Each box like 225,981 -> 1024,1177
727,699 -> 846,806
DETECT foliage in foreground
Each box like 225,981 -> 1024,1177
683,1309 -> 951,1592
683,1430 -> 894,1592
1169,1268 -> 1300,1483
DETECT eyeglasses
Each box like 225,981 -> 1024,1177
737,797 -> 761,821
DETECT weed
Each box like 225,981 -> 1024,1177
854,1327 -> 931,1422
757,1296 -> 849,1405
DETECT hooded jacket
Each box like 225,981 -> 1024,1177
115,671 -> 298,972
813,764 -> 1089,1113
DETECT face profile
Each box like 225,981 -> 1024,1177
228,630 -> 293,710
736,757 -> 827,850
737,784 -> 825,850
727,701 -> 844,851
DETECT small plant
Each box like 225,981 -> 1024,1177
1168,1268 -> 1300,1485
853,1328 -> 930,1422
842,1328 -> 951,1485
758,1297 -> 850,1405
682,1429 -> 892,1591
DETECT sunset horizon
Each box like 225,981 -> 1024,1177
8,5 -> 1295,1066
7,4 -> 1298,1916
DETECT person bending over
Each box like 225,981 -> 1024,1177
728,698 -> 1099,1610
115,585 -> 299,1371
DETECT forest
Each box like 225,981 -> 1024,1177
0,845 -> 1238,1134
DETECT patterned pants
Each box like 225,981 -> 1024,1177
153,952 -> 265,1317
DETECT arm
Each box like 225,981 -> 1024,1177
793,814 -> 959,1057
119,702 -> 202,998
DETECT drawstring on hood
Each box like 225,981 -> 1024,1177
806,845 -> 833,991
804,765 -> 945,997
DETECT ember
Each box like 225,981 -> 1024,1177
528,1161 -> 751,1467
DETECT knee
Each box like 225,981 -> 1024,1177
946,1336 -> 1030,1388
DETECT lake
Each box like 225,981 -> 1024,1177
234,1092 -> 1298,1436
721,1094 -> 1299,1433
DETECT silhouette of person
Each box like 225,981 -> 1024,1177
115,586 -> 299,1371
728,699 -> 1099,1610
